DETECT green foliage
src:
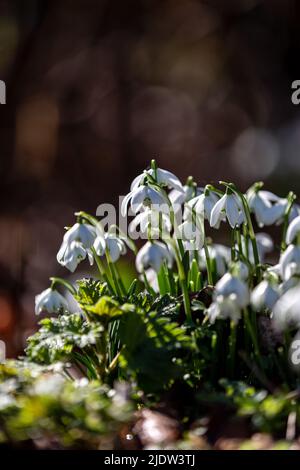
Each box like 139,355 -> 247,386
75,278 -> 108,306
26,314 -> 103,364
0,361 -> 132,447
118,306 -> 194,392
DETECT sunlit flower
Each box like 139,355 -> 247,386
35,288 -> 68,315
210,192 -> 245,229
273,285 -> 300,331
289,203 -> 300,223
286,215 -> 300,245
57,223 -> 97,272
136,241 -> 173,273
169,185 -> 201,207
251,280 -> 279,311
279,244 -> 300,281
121,185 -> 168,217
104,234 -> 127,262
129,209 -> 172,238
176,220 -> 204,248
131,167 -> 183,192
207,295 -> 243,324
231,260 -> 249,281
207,273 -> 249,323
247,189 -> 287,227
187,188 -> 221,226
214,273 -> 250,306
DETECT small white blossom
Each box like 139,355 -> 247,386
131,167 -> 183,192
169,185 -> 201,207
251,280 -> 279,311
214,273 -> 250,307
57,223 -> 97,272
129,209 -> 171,238
279,244 -> 300,281
176,220 -> 204,248
286,215 -> 300,245
136,241 -> 173,273
35,288 -> 68,315
105,234 -> 127,262
210,193 -> 245,229
247,189 -> 287,227
121,185 -> 168,217
187,189 -> 221,226
273,285 -> 300,331
207,295 -> 243,324
231,260 -> 249,281
207,273 -> 249,324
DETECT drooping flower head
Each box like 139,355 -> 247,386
35,288 -> 68,315
210,191 -> 245,229
136,241 -> 173,273
57,222 -> 97,272
247,185 -> 287,227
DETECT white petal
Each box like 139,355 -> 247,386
210,194 -> 226,228
286,215 -> 300,245
226,194 -> 240,228
121,191 -> 134,217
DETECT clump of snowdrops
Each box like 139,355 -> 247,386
2,160 -> 300,447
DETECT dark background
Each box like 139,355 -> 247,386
0,0 -> 299,355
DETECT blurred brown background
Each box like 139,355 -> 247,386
0,0 -> 299,356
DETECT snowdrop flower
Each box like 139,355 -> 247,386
176,220 -> 204,249
187,188 -> 222,226
210,192 -> 245,229
129,209 -> 171,238
104,234 -> 127,262
136,241 -> 173,273
58,240 -> 93,272
121,185 -> 168,217
279,277 -> 300,295
247,189 -> 287,227
214,273 -> 250,307
251,280 -> 279,311
279,244 -> 300,281
289,203 -> 300,223
286,215 -> 300,245
169,184 -> 201,207
57,223 -> 97,272
207,295 -> 243,324
35,288 -> 68,315
207,273 -> 249,323
231,260 -> 249,281
131,166 -> 183,192
273,285 -> 300,331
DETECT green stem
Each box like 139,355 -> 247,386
220,182 -> 261,280
105,251 -> 123,298
228,320 -> 237,378
203,238 -> 213,285
91,248 -> 115,294
281,192 -> 296,251
172,240 -> 192,323
243,308 -> 263,371
50,277 -> 76,296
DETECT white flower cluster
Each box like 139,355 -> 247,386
34,162 -> 300,353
